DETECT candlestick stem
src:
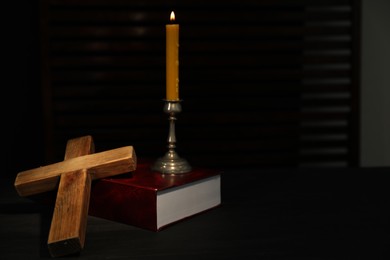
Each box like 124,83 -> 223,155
152,100 -> 191,174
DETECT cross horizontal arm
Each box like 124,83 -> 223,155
15,146 -> 136,197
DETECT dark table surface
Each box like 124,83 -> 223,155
1,166 -> 390,259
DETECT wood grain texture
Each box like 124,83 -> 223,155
48,169 -> 91,257
63,135 -> 95,160
48,136 -> 94,257
14,145 -> 136,196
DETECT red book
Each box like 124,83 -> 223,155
89,162 -> 222,231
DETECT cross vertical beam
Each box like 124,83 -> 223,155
47,136 -> 94,257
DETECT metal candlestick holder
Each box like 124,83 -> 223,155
151,100 -> 192,174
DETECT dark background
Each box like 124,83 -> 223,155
4,0 -> 375,177
5,1 -> 43,176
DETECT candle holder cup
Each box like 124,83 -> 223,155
151,100 -> 192,174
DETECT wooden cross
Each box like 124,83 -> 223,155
14,135 -> 137,257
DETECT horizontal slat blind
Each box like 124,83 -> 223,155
41,0 -> 360,168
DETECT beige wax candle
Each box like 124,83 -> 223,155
166,11 -> 179,101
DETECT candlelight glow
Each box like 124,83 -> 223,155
170,11 -> 175,21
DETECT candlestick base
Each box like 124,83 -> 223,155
152,150 -> 192,175
152,100 -> 192,175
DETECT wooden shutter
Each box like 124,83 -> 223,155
40,0 -> 360,168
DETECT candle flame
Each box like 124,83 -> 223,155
170,11 -> 175,21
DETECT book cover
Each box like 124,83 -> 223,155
88,162 -> 222,231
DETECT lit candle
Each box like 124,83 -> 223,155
166,11 -> 179,101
